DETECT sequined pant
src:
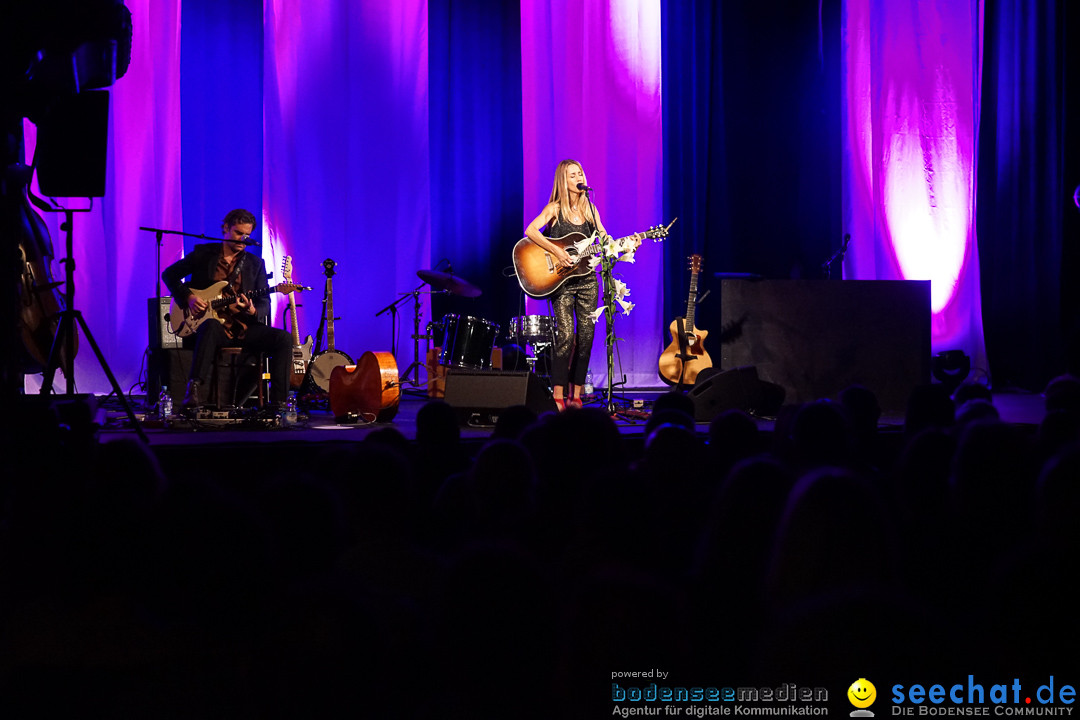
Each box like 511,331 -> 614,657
548,273 -> 599,388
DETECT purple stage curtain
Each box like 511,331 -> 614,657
521,0 -> 665,388
262,0 -> 430,364
24,0 -> 184,395
842,0 -> 988,377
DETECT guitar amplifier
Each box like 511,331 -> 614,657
148,297 -> 182,349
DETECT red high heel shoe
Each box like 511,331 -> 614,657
554,397 -> 566,412
567,397 -> 583,409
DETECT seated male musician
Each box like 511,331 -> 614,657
162,208 -> 292,409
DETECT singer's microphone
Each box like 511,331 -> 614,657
576,183 -> 594,192
239,235 -> 262,247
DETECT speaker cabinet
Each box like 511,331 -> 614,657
719,279 -> 930,414
443,370 -> 556,425
149,297 -> 182,349
146,347 -> 193,407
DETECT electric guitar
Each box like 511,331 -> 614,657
658,253 -> 712,386
169,281 -> 307,338
512,219 -> 676,298
281,256 -> 314,389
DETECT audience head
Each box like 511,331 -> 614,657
652,390 -> 696,418
416,400 -> 460,446
905,383 -> 955,435
955,398 -> 1000,426
790,399 -> 853,469
840,384 -> 881,434
953,380 -> 992,406
1043,374 -> 1080,415
491,404 -> 538,441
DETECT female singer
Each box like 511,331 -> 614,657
524,159 -> 610,410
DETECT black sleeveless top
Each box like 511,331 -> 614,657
546,210 -> 595,239
545,210 -> 598,290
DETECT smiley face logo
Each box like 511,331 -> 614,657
848,679 -> 877,710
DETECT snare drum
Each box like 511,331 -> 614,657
508,315 -> 555,344
439,314 -> 499,370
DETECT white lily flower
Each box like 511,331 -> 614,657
617,249 -> 636,264
590,306 -> 607,323
617,298 -> 635,316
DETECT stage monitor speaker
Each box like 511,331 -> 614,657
688,366 -> 764,422
443,370 -> 556,426
149,297 -> 182,349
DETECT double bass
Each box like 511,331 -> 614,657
5,162 -> 77,377
329,351 -> 400,423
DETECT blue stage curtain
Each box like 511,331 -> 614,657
661,0 -> 842,362
428,0 -> 525,344
976,0 -> 1070,389
181,0 -> 263,251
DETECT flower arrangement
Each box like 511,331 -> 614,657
591,234 -> 640,324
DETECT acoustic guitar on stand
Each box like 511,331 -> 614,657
512,219 -> 676,298
281,256 -> 313,389
658,253 -> 712,386
169,281 -> 307,338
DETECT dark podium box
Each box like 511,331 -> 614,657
718,279 -> 930,414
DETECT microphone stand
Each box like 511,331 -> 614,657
138,226 -> 239,300
583,188 -> 628,418
375,285 -> 444,398
36,202 -> 147,442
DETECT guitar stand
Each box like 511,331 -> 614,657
40,207 -> 147,442
672,316 -> 696,395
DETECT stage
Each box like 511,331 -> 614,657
81,386 -> 1051,477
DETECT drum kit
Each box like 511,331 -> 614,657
383,265 -> 557,388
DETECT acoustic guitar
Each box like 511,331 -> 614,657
658,254 -> 712,386
169,281 -> 306,338
281,256 -> 313,389
512,219 -> 675,298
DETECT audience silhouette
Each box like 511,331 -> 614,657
2,376 -> 1076,715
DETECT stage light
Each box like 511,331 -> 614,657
932,350 -> 971,395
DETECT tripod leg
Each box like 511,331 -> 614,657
73,311 -> 149,443
39,311 -> 76,395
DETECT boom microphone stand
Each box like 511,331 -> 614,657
138,226 -> 229,299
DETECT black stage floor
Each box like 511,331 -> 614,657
94,386 -> 1049,449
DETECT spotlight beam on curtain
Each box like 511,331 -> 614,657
843,0 -> 988,378
521,0 -> 665,388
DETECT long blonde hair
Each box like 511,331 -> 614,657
547,159 -> 593,227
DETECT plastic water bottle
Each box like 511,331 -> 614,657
158,387 -> 172,421
584,371 -> 594,397
281,393 -> 298,427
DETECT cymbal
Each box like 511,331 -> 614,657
417,269 -> 481,298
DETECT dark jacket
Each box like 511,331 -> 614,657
162,242 -> 272,324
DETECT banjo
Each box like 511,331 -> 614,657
306,258 -> 353,393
